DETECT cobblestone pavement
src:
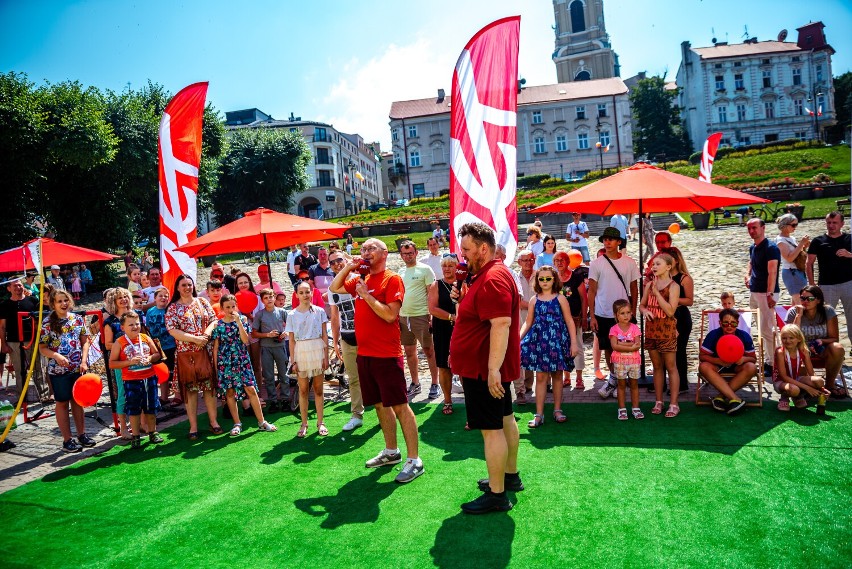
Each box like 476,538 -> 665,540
1,219 -> 849,493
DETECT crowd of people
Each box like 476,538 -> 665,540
0,211 -> 849,515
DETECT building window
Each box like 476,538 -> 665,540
392,128 -> 399,142
734,74 -> 744,90
318,170 -> 332,187
315,127 -> 328,142
794,99 -> 804,116
736,104 -> 747,121
715,75 -> 725,91
532,110 -> 543,124
599,130 -> 610,147
720,137 -> 731,146
408,125 -> 418,138
575,70 -> 591,81
794,131 -> 807,141
556,135 -> 568,152
816,64 -> 823,82
740,136 -> 751,146
569,0 -> 585,33
761,58 -> 770,65
576,106 -> 586,120
717,106 -> 727,123
412,183 -> 425,197
431,146 -> 444,164
714,63 -> 723,69
597,103 -> 607,118
792,68 -> 802,85
734,61 -> 742,67
765,133 -> 778,142
818,95 -> 826,113
792,56 -> 801,62
553,108 -> 565,122
764,101 -> 775,119
431,121 -> 441,135
409,148 -> 420,167
577,133 -> 589,149
533,137 -> 546,153
762,70 -> 771,88
289,127 -> 299,133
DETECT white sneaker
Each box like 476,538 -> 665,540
451,376 -> 465,394
395,459 -> 425,484
342,417 -> 363,431
598,383 -> 616,399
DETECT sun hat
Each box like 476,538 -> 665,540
599,227 -> 624,243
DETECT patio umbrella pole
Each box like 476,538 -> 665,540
263,235 -> 273,288
638,202 -> 647,385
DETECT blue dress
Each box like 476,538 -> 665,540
211,316 -> 256,400
520,296 -> 574,372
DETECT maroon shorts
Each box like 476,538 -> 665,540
356,355 -> 407,408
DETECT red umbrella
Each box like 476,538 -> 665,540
175,209 -> 349,276
0,238 -> 117,274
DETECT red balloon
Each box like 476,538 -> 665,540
153,363 -> 170,385
567,250 -> 583,269
73,373 -> 102,407
716,334 -> 745,364
235,290 -> 258,314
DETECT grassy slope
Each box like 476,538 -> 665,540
1,402 -> 850,568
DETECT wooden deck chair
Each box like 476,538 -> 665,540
696,309 -> 765,407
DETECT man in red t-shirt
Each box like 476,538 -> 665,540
329,238 -> 423,484
450,223 -> 521,514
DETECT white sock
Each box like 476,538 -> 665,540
384,448 -> 399,456
409,457 -> 422,467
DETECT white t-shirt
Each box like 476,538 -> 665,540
287,250 -> 297,275
566,221 -> 589,248
588,253 -> 640,318
421,254 -> 442,279
774,235 -> 799,270
285,305 -> 328,341
528,240 -> 544,257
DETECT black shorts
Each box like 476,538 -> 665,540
462,377 -> 512,430
594,316 -> 617,351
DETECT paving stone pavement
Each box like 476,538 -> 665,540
1,220 -> 850,493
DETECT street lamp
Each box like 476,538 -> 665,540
560,163 -> 564,181
347,159 -> 357,213
595,141 -> 603,175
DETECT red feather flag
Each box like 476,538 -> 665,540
449,16 -> 520,261
698,132 -> 723,183
158,82 -> 208,293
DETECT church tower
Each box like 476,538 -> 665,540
552,0 -> 620,82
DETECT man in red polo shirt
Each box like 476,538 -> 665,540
329,238 -> 423,484
451,222 -> 521,514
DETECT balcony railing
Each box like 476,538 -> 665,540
315,156 -> 334,165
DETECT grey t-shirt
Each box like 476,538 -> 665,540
785,305 -> 837,342
252,307 -> 288,348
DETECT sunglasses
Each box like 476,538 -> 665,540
538,277 -> 554,282
789,223 -> 798,227
442,253 -> 458,259
801,296 -> 816,302
720,321 -> 738,327
211,273 -> 224,278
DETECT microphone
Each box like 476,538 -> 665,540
453,262 -> 468,304
357,258 -> 371,281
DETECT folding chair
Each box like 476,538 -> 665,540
696,309 -> 765,407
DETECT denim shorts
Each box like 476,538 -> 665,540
123,377 -> 160,416
48,371 -> 81,403
781,268 -> 808,299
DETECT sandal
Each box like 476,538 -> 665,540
528,414 -> 544,428
617,408 -> 628,421
777,398 -> 790,412
317,423 -> 329,436
187,431 -> 199,441
651,401 -> 664,415
259,421 -> 278,432
665,404 -> 680,418
632,408 -> 644,420
794,397 -> 808,409
829,387 -> 848,399
464,422 -> 471,431
575,379 -> 585,390
297,424 -> 308,438
553,409 -> 567,423
442,402 -> 454,415
210,425 -> 224,435
229,423 -> 243,436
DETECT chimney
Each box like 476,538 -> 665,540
437,88 -> 445,102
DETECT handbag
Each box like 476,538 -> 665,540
176,349 -> 214,385
794,249 -> 807,272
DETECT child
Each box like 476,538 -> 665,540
252,289 -> 290,412
274,293 -> 288,308
139,271 -> 150,289
206,280 -> 225,318
520,266 -> 579,428
38,290 -> 95,453
609,299 -> 643,420
640,253 -> 681,417
132,292 -> 147,315
720,291 -> 735,310
70,270 -> 82,300
146,286 -> 179,407
773,324 -> 830,412
714,292 -> 751,334
697,308 -> 758,415
127,264 -> 142,293
286,281 -> 330,437
210,294 -> 277,435
291,272 -> 324,309
108,312 -> 163,449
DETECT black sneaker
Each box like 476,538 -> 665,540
268,400 -> 279,413
62,438 -> 82,453
461,491 -> 513,515
711,397 -> 727,412
477,473 -> 524,493
763,363 -> 774,377
148,432 -> 164,444
130,436 -> 142,449
727,399 -> 747,415
77,433 -> 96,447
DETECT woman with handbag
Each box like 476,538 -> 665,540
165,274 -> 223,440
775,213 -> 810,306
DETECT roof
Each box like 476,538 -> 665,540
691,41 -> 801,60
389,77 -> 628,120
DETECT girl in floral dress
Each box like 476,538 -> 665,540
520,266 -> 579,429
211,294 -> 276,436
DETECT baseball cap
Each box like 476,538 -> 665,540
50,264 -> 60,270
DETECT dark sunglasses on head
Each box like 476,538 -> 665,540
538,277 -> 554,282
442,253 -> 458,259
801,296 -> 816,302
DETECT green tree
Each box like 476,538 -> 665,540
826,71 -> 851,143
629,76 -> 692,161
213,127 -> 311,225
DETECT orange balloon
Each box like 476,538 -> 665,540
73,373 -> 102,407
567,250 -> 583,269
668,223 -> 681,234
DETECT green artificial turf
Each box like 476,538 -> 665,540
1,402 -> 851,568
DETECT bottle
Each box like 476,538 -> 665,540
816,393 -> 826,416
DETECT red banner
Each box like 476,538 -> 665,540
698,132 -> 722,183
158,82 -> 208,293
449,16 -> 520,261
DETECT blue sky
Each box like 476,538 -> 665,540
3,0 -> 850,150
